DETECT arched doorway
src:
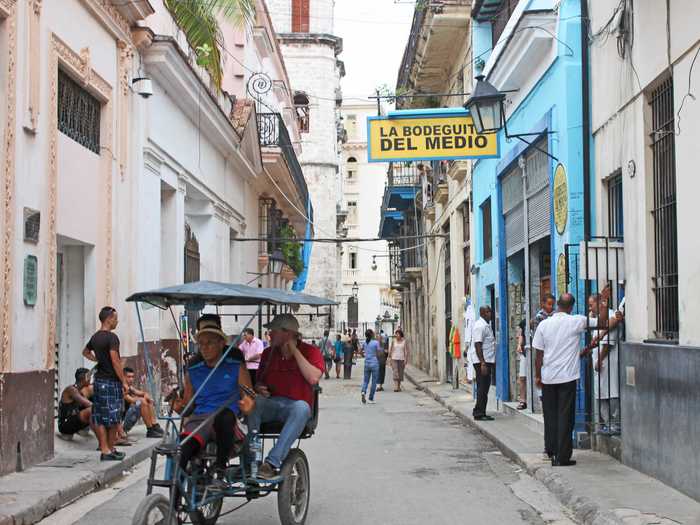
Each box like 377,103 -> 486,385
348,296 -> 358,329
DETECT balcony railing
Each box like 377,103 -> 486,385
387,163 -> 421,187
257,112 -> 313,222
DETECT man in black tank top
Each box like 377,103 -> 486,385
57,368 -> 93,439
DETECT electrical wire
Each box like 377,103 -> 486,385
675,43 -> 700,136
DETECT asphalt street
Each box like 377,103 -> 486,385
40,365 -> 575,525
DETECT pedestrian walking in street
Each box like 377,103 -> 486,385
361,329 -> 380,404
57,368 -> 93,440
320,330 -> 334,379
376,331 -> 388,391
388,329 -> 409,392
342,329 -> 353,379
351,329 -> 359,360
533,292 -> 621,466
82,307 -> 129,461
333,334 -> 344,378
472,306 -> 496,421
239,328 -> 264,385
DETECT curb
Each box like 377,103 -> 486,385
405,370 -> 624,525
5,443 -> 156,525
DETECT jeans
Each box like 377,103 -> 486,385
123,400 -> 142,432
362,364 -> 379,400
246,396 -> 311,469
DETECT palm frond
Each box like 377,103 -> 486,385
164,0 -> 256,89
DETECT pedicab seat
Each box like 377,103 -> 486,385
259,386 -> 320,439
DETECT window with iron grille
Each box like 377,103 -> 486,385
648,76 -> 678,340
607,170 -> 624,239
58,70 -> 101,154
481,198 -> 492,261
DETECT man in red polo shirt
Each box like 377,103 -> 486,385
248,314 -> 323,479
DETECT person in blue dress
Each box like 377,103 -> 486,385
360,329 -> 380,404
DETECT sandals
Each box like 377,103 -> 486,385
516,401 -> 527,410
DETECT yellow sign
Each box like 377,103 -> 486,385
553,163 -> 568,235
556,253 -> 567,297
367,112 -> 498,162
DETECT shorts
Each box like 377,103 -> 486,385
123,401 -> 142,433
182,410 -> 245,448
91,378 -> 124,427
58,413 -> 89,435
333,357 -> 342,363
518,352 -> 528,378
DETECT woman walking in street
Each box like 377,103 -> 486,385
389,329 -> 409,392
361,329 -> 380,404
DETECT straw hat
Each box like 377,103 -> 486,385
196,318 -> 227,342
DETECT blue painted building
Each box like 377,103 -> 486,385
470,0 -> 589,413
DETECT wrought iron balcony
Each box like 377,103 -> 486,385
257,112 -> 312,222
387,162 -> 421,188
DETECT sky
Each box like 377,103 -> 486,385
334,0 -> 415,103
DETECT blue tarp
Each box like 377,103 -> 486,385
292,197 -> 313,292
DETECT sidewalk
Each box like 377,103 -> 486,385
405,364 -> 700,525
0,425 -> 157,525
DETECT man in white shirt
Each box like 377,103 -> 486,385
472,306 -> 496,421
533,293 -> 618,466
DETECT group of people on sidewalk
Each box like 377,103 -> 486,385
469,289 -> 623,468
57,307 -> 165,461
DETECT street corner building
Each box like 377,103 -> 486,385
0,0 -> 335,475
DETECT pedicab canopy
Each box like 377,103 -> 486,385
126,280 -> 338,310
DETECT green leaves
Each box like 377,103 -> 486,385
279,224 -> 304,275
164,0 -> 256,89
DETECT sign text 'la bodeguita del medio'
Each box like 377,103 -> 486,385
367,109 -> 499,163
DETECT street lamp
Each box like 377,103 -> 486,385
464,75 -> 505,135
464,75 -> 559,161
268,248 -> 286,275
352,281 -> 359,299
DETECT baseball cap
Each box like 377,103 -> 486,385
264,314 -> 300,334
196,317 -> 227,342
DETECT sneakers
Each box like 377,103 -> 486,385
474,415 -> 495,421
257,462 -> 281,480
361,393 -> 366,404
146,425 -> 165,438
100,450 -> 125,461
367,399 -> 376,404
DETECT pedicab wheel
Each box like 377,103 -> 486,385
277,449 -> 310,525
132,494 -> 178,525
189,498 -> 223,525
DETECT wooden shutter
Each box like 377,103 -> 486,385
292,0 -> 310,33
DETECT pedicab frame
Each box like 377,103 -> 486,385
126,280 -> 337,525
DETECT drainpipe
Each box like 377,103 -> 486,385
580,0 -> 593,437
519,155 -> 532,407
581,0 -> 591,242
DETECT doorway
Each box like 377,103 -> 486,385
55,236 -> 91,415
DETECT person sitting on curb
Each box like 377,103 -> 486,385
57,368 -> 94,440
171,317 -> 255,476
121,367 -> 164,439
247,314 -> 324,480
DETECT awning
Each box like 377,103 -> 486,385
126,280 -> 338,309
379,210 -> 405,239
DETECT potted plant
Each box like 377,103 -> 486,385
278,225 -> 304,280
